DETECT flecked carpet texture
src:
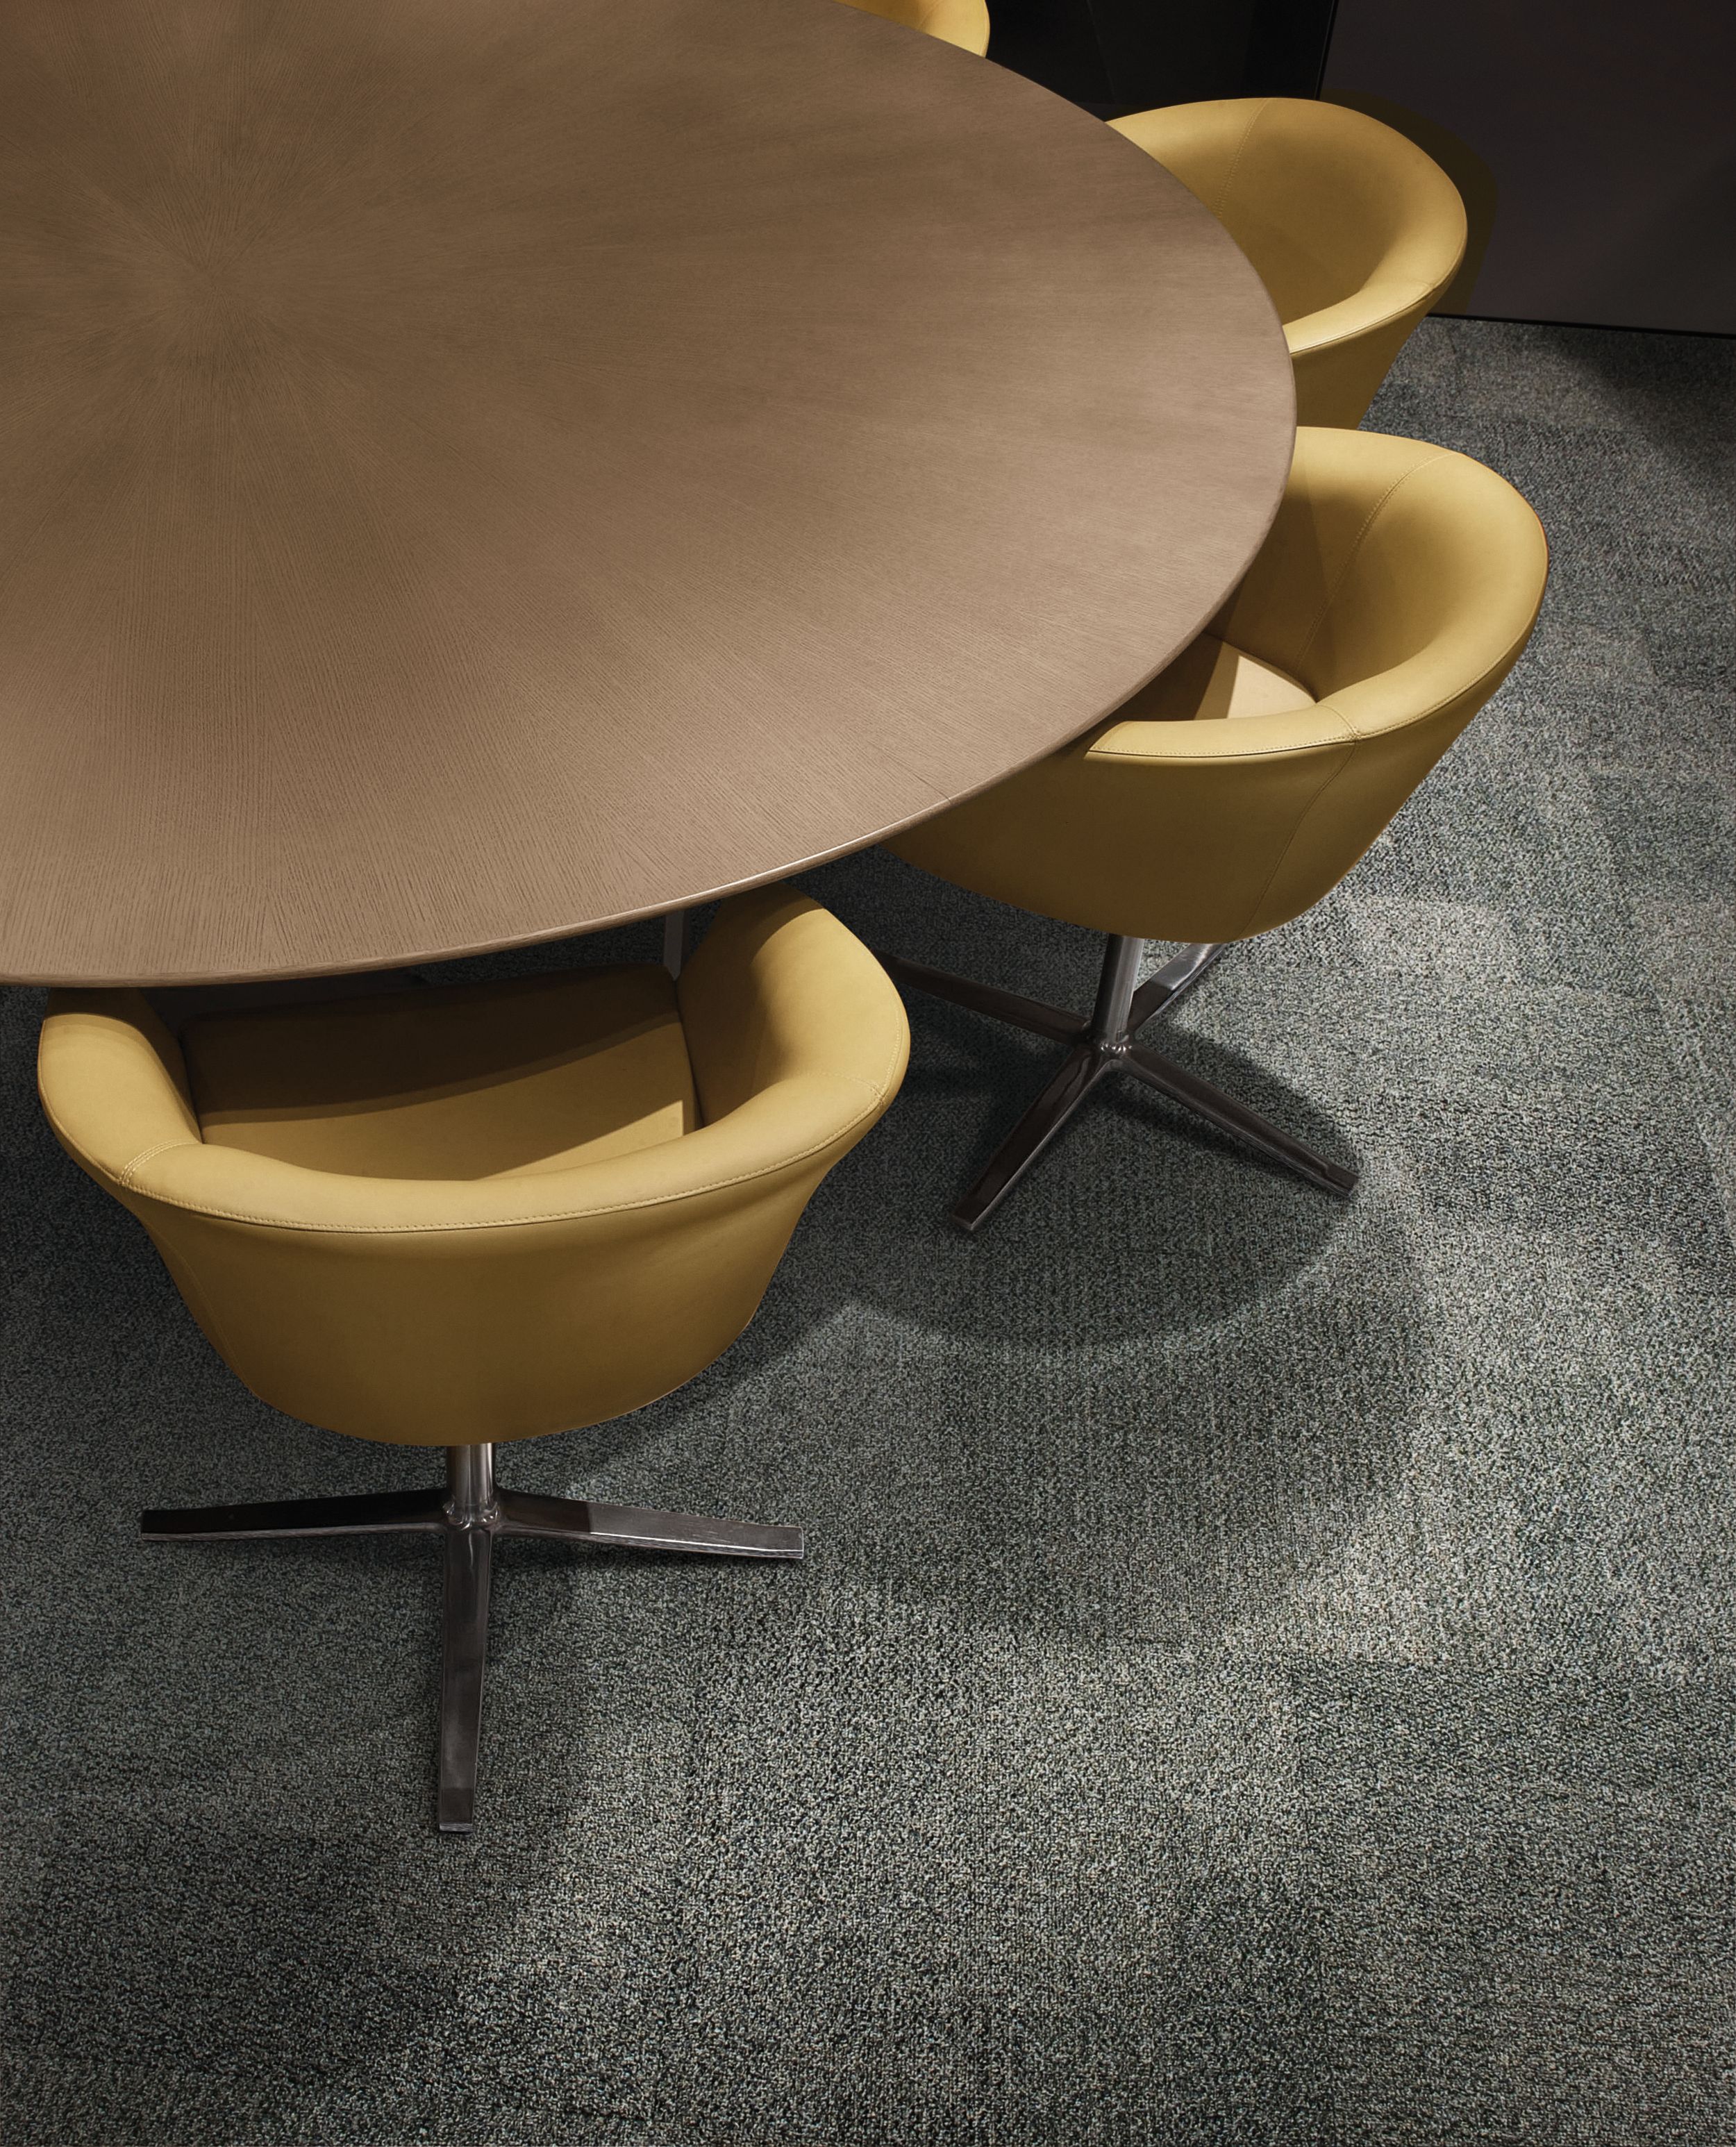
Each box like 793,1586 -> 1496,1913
2,317 -> 1733,2145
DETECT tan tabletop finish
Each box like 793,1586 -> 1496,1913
0,0 -> 1294,985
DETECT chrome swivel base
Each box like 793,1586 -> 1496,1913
881,935 -> 1357,1230
140,1443 -> 803,1833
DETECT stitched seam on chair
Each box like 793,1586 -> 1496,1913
1095,601 -> 1548,762
1089,739 -> 1347,764
1328,620 -> 1546,742
1286,283 -> 1434,354
118,1137 -> 200,1190
1212,99 -> 1270,222
1104,590 -> 1544,771
1289,456 -> 1451,678
1087,712 -> 1354,765
120,1080 -> 893,1236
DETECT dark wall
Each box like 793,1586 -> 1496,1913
992,0 -> 1736,335
988,0 -> 1336,116
1322,0 -> 1736,333
994,0 -> 1735,335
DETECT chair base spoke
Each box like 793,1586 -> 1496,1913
140,1487 -> 446,1539
883,938 -> 1356,1223
139,1446 -> 805,1832
497,1489 -> 803,1559
438,1525 -> 492,1834
1128,941 -> 1228,1033
953,1042 -> 1105,1232
1125,1044 -> 1357,1195
878,950 -> 1086,1046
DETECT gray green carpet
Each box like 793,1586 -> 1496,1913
2,317 -> 1733,2144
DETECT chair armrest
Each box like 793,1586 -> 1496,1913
678,885 -> 909,1125
1087,702 -> 1357,765
1284,280 -> 1442,358
110,1068 -> 890,1238
38,992 -> 201,1185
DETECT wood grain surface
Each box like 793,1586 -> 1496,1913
0,0 -> 1293,984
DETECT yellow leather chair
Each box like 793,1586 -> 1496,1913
38,887 -> 908,1831
883,427 -> 1547,1227
1110,99 -> 1467,428
836,0 -> 991,57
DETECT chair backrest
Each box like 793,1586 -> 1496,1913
1157,424 -> 1547,934
38,889 -> 908,1446
886,428 -> 1544,946
1215,426 -> 1546,717
835,0 -> 990,57
1112,98 -> 1464,327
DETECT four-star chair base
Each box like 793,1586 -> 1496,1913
141,1444 -> 803,1834
880,936 -> 1358,1230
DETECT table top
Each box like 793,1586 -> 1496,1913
0,0 -> 1294,986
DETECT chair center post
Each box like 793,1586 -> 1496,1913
445,1444 -> 499,1529
1090,935 -> 1146,1051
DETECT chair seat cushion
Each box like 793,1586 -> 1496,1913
183,966 -> 696,1183
884,631 -> 1321,942
1096,633 -> 1315,733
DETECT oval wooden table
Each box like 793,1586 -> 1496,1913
0,0 -> 1293,986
